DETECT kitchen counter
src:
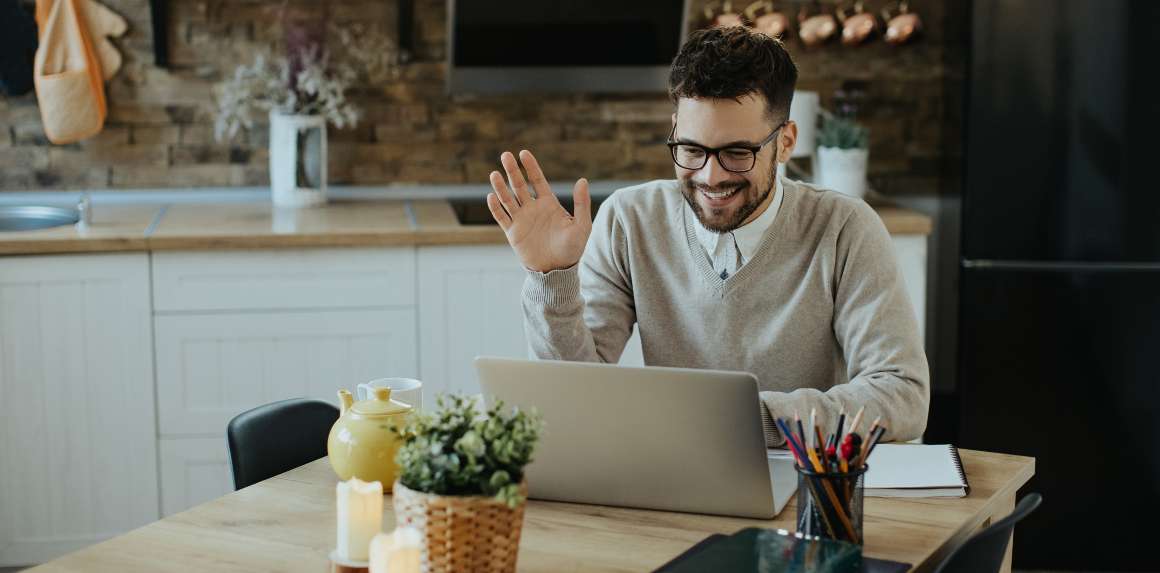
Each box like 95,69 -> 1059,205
0,187 -> 932,255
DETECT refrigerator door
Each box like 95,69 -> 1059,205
958,267 -> 1160,570
964,0 -> 1160,263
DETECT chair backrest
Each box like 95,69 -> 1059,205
226,398 -> 339,490
932,493 -> 1043,573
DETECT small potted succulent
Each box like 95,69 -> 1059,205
815,112 -> 870,199
391,394 -> 543,573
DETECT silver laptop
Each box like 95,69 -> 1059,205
474,356 -> 795,519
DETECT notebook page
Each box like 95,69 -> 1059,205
864,444 -> 966,489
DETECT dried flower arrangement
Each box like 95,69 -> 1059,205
213,10 -> 400,142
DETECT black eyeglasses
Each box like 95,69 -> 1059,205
666,121 -> 787,173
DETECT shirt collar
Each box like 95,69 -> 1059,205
690,176 -> 783,264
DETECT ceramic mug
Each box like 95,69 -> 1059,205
357,377 -> 423,411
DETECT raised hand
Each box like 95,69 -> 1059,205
486,150 -> 593,273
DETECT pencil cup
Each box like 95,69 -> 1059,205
795,464 -> 868,545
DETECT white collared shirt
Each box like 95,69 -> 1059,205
691,177 -> 784,277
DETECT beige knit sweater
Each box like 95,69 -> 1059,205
521,177 -> 930,445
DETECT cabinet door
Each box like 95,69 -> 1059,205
0,254 -> 158,566
417,245 -> 645,398
418,246 -> 529,398
154,309 -> 417,436
158,438 -> 233,516
891,234 -> 927,340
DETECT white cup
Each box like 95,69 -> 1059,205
357,378 -> 423,411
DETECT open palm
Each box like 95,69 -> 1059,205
486,150 -> 593,273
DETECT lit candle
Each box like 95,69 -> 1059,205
369,527 -> 422,573
335,478 -> 383,562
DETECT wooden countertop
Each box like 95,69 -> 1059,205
26,449 -> 1034,573
0,196 -> 932,255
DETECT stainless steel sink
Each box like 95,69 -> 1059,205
0,205 -> 81,232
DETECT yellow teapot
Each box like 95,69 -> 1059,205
327,387 -> 413,491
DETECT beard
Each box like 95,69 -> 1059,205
680,155 -> 778,233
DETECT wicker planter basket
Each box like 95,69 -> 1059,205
392,479 -> 527,573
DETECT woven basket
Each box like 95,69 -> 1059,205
392,479 -> 527,573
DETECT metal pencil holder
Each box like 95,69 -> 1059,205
795,464 -> 868,545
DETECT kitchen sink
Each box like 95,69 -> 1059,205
0,205 -> 80,232
449,195 -> 607,225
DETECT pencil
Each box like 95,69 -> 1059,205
809,408 -> 818,449
815,426 -> 827,464
856,425 -> 887,468
835,409 -> 846,443
795,411 -> 806,450
848,406 -> 866,439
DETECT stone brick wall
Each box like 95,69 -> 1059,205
0,0 -> 965,195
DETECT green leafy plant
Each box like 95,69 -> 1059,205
817,113 -> 869,150
393,394 -> 543,508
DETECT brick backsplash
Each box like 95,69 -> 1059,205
0,0 -> 965,195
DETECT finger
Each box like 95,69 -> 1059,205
518,149 -> 558,204
572,178 -> 592,224
489,170 -> 520,215
500,151 -> 533,206
486,192 -> 512,230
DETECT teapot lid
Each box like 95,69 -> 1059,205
351,387 -> 413,417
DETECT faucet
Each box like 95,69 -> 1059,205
75,192 -> 91,231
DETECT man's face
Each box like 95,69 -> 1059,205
673,95 -> 794,233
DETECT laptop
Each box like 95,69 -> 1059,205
474,356 -> 796,519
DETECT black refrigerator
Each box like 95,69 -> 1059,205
959,1 -> 1160,570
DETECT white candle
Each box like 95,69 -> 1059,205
369,527 -> 422,573
335,478 -> 383,562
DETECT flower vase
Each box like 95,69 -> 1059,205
269,111 -> 327,207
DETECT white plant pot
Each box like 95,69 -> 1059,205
269,111 -> 328,208
816,146 -> 869,199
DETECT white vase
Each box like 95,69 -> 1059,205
789,90 -> 819,159
816,146 -> 869,199
269,111 -> 328,207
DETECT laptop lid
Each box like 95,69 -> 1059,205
474,356 -> 779,519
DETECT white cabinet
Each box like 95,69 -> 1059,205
416,246 -> 645,399
891,235 -> 927,340
158,438 -> 233,517
417,246 -> 529,398
150,247 -> 418,515
0,254 -> 158,566
152,248 -> 414,312
154,308 -> 417,436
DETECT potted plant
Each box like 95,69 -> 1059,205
815,112 -> 870,199
213,11 -> 397,207
391,394 -> 543,573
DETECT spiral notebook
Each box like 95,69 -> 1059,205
864,444 -> 970,498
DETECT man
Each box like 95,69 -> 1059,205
484,26 -> 928,446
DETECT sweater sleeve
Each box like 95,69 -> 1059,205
521,193 -> 636,363
759,202 -> 931,443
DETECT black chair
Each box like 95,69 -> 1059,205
226,398 -> 339,490
932,493 -> 1042,573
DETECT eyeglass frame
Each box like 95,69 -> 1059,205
666,121 -> 789,173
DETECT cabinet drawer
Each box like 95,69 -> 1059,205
159,438 -> 233,516
152,248 -> 415,312
155,308 -> 418,436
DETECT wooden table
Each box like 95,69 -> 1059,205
28,450 -> 1033,572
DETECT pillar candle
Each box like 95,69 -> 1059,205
335,478 -> 383,562
369,527 -> 422,573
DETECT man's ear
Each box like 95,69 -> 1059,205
778,121 -> 799,162
671,112 -> 677,128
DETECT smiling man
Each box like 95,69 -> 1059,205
485,27 -> 929,446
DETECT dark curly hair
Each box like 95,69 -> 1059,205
668,27 -> 798,123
